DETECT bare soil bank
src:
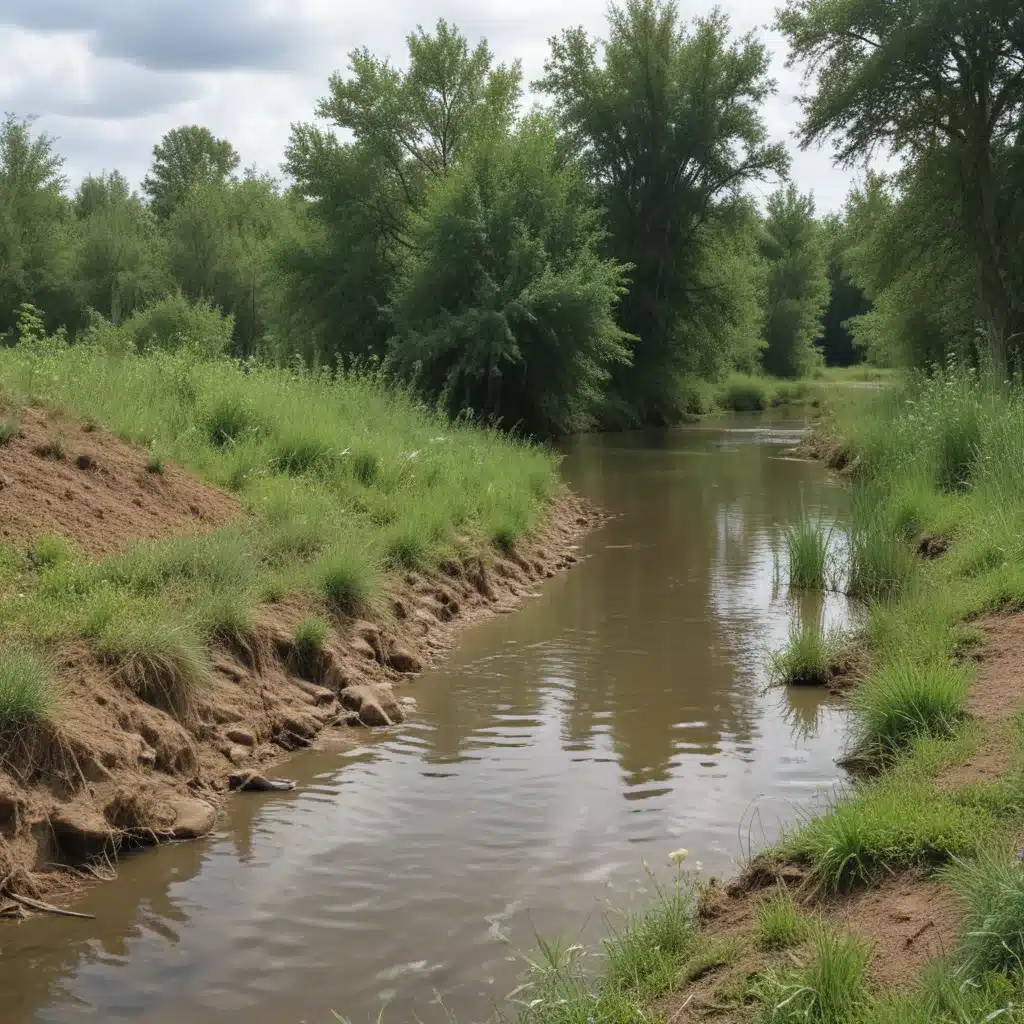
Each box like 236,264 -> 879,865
0,415 -> 597,915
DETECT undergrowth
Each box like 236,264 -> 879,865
768,624 -> 846,686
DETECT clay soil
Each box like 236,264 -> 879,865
0,412 -> 596,915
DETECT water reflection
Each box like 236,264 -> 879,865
1,413 -> 853,1024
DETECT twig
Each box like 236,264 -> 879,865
10,893 -> 96,920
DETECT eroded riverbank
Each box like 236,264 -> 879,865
1,413 -> 854,1023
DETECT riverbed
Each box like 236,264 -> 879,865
1,413 -> 854,1023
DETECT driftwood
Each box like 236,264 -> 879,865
10,892 -> 96,920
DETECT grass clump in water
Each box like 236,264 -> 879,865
0,647 -> 52,731
850,660 -> 969,760
756,889 -> 810,950
769,624 -> 846,686
784,517 -> 832,590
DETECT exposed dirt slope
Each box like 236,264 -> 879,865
0,404 -> 239,557
0,418 -> 595,914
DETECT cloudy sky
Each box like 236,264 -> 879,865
0,0 -> 870,211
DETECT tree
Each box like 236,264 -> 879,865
0,114 -> 75,336
389,118 -> 632,437
73,171 -> 168,324
759,185 -> 829,378
538,1 -> 788,423
777,0 -> 1024,371
819,213 -> 870,366
142,125 -> 240,221
319,19 -> 521,210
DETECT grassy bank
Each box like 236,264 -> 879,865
510,367 -> 1024,1022
682,366 -> 897,416
0,338 -> 559,734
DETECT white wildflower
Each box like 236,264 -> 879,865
668,848 -> 689,865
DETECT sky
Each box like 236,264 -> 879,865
0,0 -> 870,212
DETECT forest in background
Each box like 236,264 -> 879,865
0,0 -> 1019,436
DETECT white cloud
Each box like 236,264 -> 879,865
0,0 -> 871,210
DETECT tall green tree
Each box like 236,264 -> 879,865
0,114 -> 75,335
142,125 -> 240,221
538,1 -> 788,423
759,185 -> 829,378
777,0 -> 1024,371
73,171 -> 168,325
819,213 -> 870,367
389,118 -> 632,436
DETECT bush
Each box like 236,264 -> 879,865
120,293 -> 234,359
850,660 -> 969,758
0,648 -> 52,730
718,376 -> 768,411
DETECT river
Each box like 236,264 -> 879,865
1,413 -> 854,1023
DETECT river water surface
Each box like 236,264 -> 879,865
2,414 -> 855,1023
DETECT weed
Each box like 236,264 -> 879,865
846,525 -> 917,601
320,543 -> 379,616
30,534 -> 75,568
293,617 -> 329,654
850,660 -> 969,759
756,889 -> 810,950
0,420 -> 20,445
146,453 -> 165,474
32,438 -> 64,460
719,376 -> 768,412
0,647 -> 52,731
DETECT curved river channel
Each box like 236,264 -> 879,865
2,414 -> 855,1023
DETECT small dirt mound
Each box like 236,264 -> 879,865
0,406 -> 239,557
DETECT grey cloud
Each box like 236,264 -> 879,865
0,1 -> 311,71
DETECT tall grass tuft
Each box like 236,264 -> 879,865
769,624 -> 846,687
0,647 -> 52,731
785,516 -> 833,590
97,613 -> 209,716
754,924 -> 870,1023
846,524 -> 917,602
756,889 -> 810,950
942,850 -> 1024,979
850,660 -> 969,758
319,542 -> 379,617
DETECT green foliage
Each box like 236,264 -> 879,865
719,376 -> 768,412
781,775 -> 992,891
754,924 -> 870,1023
760,185 -> 829,378
0,420 -> 19,445
142,125 -> 240,221
942,851 -> 1024,979
784,515 -> 832,589
769,624 -> 845,687
118,292 -> 234,358
389,117 -> 632,436
538,1 -> 787,424
850,661 -> 969,759
0,647 -> 52,731
319,542 -> 380,615
293,617 -> 329,654
756,889 -> 810,950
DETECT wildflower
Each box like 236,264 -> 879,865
668,848 -> 689,865
693,860 -> 703,872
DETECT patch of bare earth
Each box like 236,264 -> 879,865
0,415 -> 598,916
0,404 -> 239,556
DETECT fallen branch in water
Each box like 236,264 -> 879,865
10,893 -> 95,920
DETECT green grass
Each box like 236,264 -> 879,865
769,624 -> 846,686
0,341 -> 558,719
0,419 -> 20,445
293,617 -> 329,654
753,924 -> 870,1023
756,889 -> 811,950
849,660 -> 969,760
784,516 -> 833,590
780,773 -> 995,891
0,647 -> 52,731
718,375 -> 768,412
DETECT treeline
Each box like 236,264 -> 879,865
1,0 -> 926,437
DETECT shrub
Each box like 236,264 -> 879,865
120,293 -> 234,359
146,453 -> 164,474
203,395 -> 263,449
769,625 -> 846,686
0,648 -> 52,731
784,516 -> 833,589
756,889 -> 810,950
719,377 -> 767,412
850,660 -> 969,758
33,438 -> 65,460
30,534 -> 75,568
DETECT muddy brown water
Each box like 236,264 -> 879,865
2,414 -> 856,1023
